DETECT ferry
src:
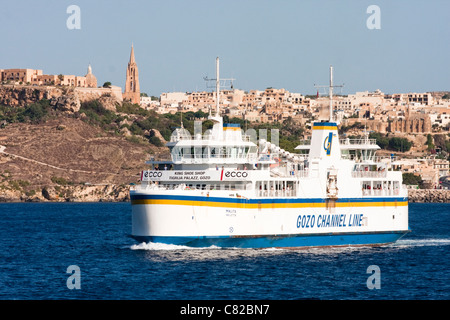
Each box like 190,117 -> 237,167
129,59 -> 409,248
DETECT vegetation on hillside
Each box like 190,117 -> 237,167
0,99 -> 53,124
368,132 -> 413,152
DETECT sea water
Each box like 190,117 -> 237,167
0,202 -> 448,300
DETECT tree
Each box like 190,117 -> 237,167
102,81 -> 112,88
369,132 -> 389,149
388,137 -> 412,152
402,173 -> 423,188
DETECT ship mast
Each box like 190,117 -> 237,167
315,65 -> 344,123
216,57 -> 220,117
329,66 -> 333,122
204,57 -> 235,118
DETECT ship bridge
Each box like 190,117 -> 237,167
295,135 -> 380,161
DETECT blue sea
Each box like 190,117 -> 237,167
0,202 -> 448,301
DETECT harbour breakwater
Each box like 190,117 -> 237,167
0,185 -> 448,203
407,189 -> 450,203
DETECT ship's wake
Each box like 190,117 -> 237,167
129,238 -> 450,251
130,242 -> 221,251
126,238 -> 450,262
391,238 -> 450,248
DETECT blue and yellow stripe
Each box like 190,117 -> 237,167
223,123 -> 241,131
313,122 -> 338,130
130,194 -> 408,209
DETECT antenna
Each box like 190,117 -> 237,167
216,57 -> 219,116
203,57 -> 235,117
180,111 -> 184,129
314,65 -> 344,122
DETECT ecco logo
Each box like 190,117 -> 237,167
144,171 -> 163,178
224,171 -> 248,178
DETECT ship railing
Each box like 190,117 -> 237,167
257,189 -> 295,198
373,156 -> 399,163
171,153 -> 254,163
137,182 -> 249,192
258,153 -> 274,162
351,171 -> 387,178
296,139 -> 311,146
340,138 -> 377,145
342,155 -> 400,163
268,168 -> 311,178
362,189 -> 401,196
169,152 -> 272,163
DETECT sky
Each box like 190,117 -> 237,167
1,0 -> 449,96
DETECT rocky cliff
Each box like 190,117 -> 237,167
0,84 -> 120,113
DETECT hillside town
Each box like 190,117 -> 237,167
1,45 -> 449,191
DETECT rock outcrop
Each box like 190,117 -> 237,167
0,84 -> 121,113
0,85 -> 61,107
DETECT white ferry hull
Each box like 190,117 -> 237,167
130,191 -> 409,248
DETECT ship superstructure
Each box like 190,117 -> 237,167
130,60 -> 409,248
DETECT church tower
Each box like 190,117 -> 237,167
123,44 -> 140,104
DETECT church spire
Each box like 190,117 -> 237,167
123,43 -> 140,104
129,43 -> 136,64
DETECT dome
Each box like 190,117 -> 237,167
85,64 -> 97,88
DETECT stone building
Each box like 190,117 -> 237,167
391,92 -> 434,106
388,109 -> 432,133
123,44 -> 140,104
0,68 -> 42,83
0,65 -> 97,88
